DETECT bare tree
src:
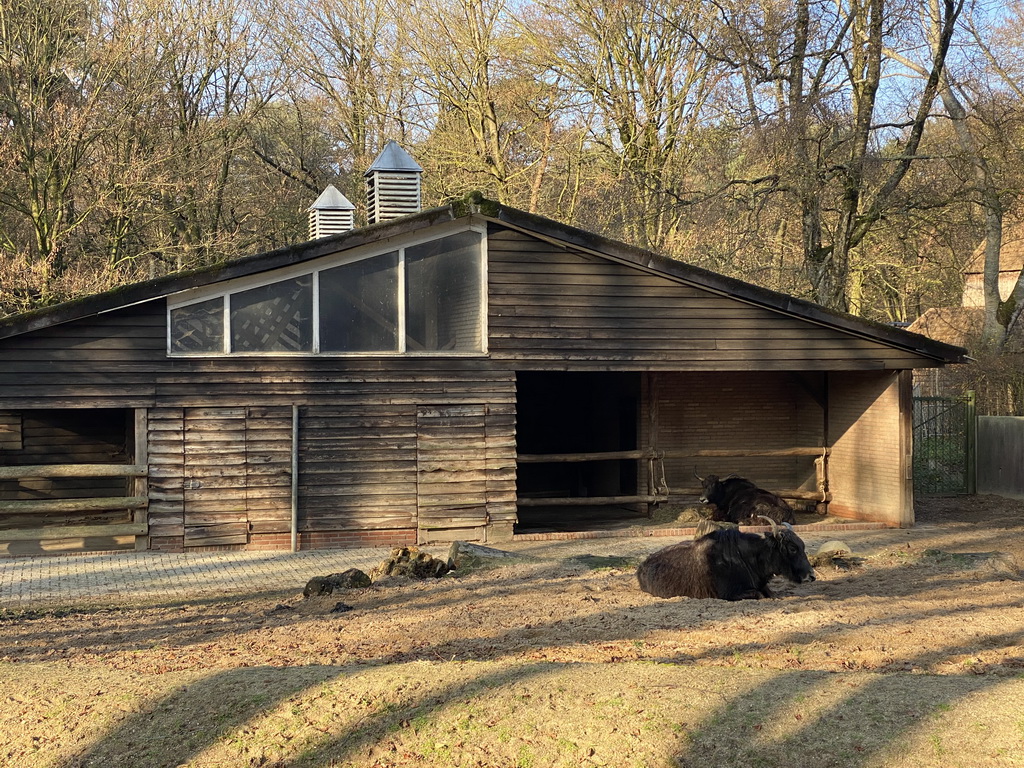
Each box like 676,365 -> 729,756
538,0 -> 728,251
706,0 -> 963,311
0,0 -> 141,296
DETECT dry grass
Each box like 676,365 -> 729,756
2,495 -> 1024,767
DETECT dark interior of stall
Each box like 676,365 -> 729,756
514,371 -> 645,532
0,408 -> 132,527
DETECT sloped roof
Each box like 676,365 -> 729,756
907,306 -> 983,349
308,184 -> 355,211
965,221 -> 1024,277
0,195 -> 968,364
364,140 -> 423,175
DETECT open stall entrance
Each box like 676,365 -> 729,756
514,371 -> 838,534
514,371 -> 649,532
0,408 -> 147,555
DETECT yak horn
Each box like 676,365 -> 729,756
693,466 -> 704,482
757,515 -> 779,536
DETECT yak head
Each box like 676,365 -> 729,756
758,516 -> 816,584
693,469 -> 721,505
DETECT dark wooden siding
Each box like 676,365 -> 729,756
487,227 -> 935,371
299,404 -> 417,534
415,404 -> 516,543
0,220 -> 943,544
0,296 -> 518,546
148,407 -> 185,542
0,409 -> 129,503
183,407 -> 250,548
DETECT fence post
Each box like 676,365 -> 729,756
966,390 -> 977,494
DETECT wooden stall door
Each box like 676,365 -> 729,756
416,405 -> 489,543
183,407 -> 249,547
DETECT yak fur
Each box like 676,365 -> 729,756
636,526 -> 815,601
698,474 -> 796,525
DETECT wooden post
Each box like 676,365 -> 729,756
134,408 -> 149,551
966,390 -> 977,495
291,404 -> 300,552
646,372 -> 659,517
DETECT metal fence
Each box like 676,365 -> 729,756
912,392 -> 976,495
977,416 -> 1024,496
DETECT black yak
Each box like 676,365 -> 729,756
695,471 -> 796,525
636,517 -> 815,600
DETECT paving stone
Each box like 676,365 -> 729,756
0,526 -> 925,608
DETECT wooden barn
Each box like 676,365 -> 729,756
0,154 -> 967,555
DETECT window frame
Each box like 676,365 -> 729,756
165,222 -> 488,357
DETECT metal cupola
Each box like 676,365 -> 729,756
308,184 -> 356,239
364,141 -> 423,224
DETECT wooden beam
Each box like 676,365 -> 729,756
134,408 -> 150,551
517,447 -> 830,463
0,522 -> 148,541
518,450 -> 648,463
671,487 -> 831,502
671,448 -> 830,458
0,496 -> 149,514
517,495 -> 663,507
0,464 -> 148,480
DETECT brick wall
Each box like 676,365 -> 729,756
827,371 -> 911,526
643,372 -> 823,496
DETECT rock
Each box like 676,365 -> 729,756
816,540 -> 851,557
303,568 -> 371,598
369,547 -> 451,581
809,540 -> 860,569
447,541 -> 528,571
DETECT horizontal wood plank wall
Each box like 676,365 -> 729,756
0,304 -> 162,407
245,406 -> 293,536
486,227 -> 934,371
299,404 -> 418,535
148,408 -> 185,548
0,408 -> 138,554
183,408 -> 249,547
412,404 -> 516,544
486,404 -> 518,538
0,301 -> 515,408
417,406 -> 488,542
147,406 -> 299,550
0,411 -> 21,449
415,405 -> 518,543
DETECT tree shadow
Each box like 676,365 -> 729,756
21,536 -> 1023,767
57,662 -> 561,768
59,665 -> 341,768
671,648 -> 1021,766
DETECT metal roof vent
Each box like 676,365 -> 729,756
365,141 -> 423,224
308,184 -> 355,239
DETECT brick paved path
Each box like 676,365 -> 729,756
0,526 -> 922,609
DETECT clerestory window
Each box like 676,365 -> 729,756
167,228 -> 485,356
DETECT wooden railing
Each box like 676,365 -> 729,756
0,463 -> 149,541
516,447 -> 831,507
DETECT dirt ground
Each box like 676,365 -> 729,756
2,495 -> 1024,767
